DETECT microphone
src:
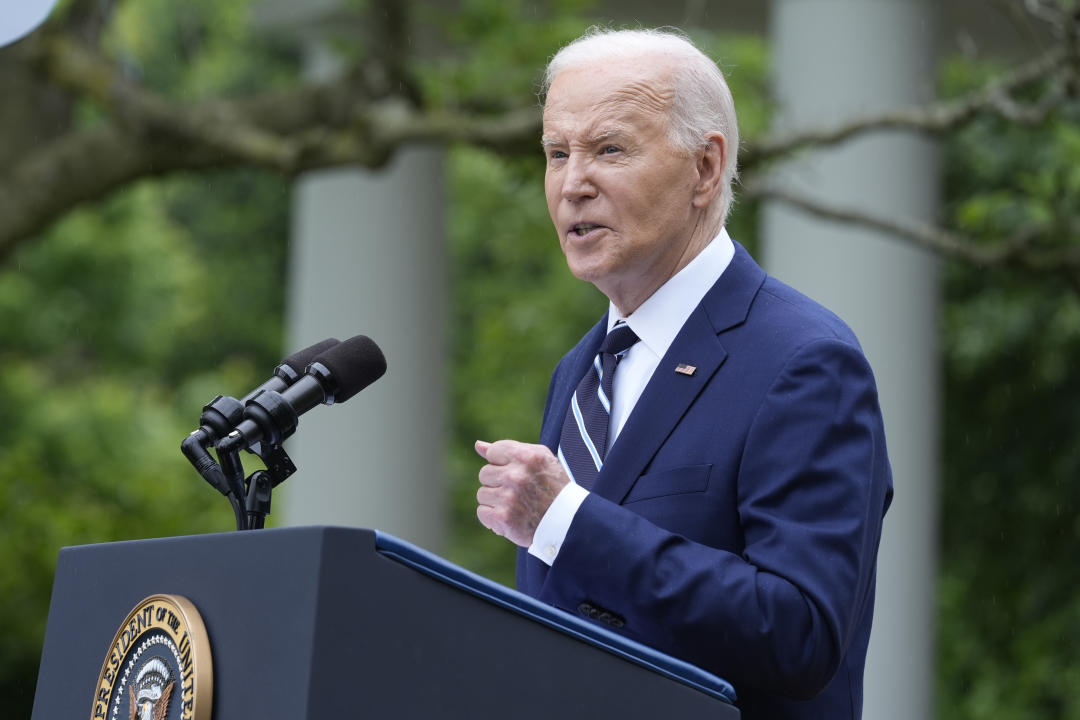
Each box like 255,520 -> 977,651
182,337 -> 342,497
187,337 -> 341,444
240,337 -> 341,405
217,335 -> 387,454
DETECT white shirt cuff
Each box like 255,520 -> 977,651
528,481 -> 589,566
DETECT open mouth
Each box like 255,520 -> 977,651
571,222 -> 604,237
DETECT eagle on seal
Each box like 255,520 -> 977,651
128,656 -> 175,720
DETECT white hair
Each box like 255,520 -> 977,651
542,27 -> 741,222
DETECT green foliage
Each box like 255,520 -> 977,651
0,0 -> 296,713
936,57 -> 1080,720
0,176 -> 290,711
416,0 -> 598,111
107,0 -> 298,99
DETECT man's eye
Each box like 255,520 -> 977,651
601,145 -> 621,155
549,150 -> 568,160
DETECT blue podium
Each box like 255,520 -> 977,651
32,526 -> 739,718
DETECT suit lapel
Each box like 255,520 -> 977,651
593,243 -> 766,504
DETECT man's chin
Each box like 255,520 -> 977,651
564,258 -> 609,286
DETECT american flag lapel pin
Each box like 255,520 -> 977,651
674,363 -> 697,376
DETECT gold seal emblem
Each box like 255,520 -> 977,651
90,594 -> 212,720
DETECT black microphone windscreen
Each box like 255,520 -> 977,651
314,335 -> 387,403
282,337 -> 340,374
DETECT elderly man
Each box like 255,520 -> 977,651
475,28 -> 892,720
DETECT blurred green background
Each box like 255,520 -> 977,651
1,0 -> 1078,717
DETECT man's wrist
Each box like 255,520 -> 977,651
528,482 -> 589,566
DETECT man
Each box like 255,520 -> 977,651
475,28 -> 892,720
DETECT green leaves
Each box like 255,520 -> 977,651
938,53 -> 1080,720
417,0 -> 595,111
0,2 -> 293,712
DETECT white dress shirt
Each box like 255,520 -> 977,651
528,228 -> 736,565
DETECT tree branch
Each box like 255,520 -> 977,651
0,32 -> 542,259
2,3 -> 1076,289
20,32 -> 302,168
741,46 -> 1067,170
744,178 -> 1080,284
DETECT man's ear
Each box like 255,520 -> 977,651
692,132 -> 727,209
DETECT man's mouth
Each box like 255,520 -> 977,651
571,222 -> 603,236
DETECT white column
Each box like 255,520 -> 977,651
278,149 -> 447,552
764,1 -> 940,717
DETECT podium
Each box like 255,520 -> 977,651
32,526 -> 739,718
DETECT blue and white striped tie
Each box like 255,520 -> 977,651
557,321 -> 640,490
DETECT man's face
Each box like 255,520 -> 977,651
542,59 -> 709,314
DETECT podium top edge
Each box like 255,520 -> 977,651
57,525 -> 377,553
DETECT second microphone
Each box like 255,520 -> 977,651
218,335 -> 387,454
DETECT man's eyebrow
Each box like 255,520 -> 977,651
540,128 -> 626,150
586,129 -> 624,145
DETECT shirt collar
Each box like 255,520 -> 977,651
607,227 -> 736,359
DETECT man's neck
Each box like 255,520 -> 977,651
610,221 -> 726,317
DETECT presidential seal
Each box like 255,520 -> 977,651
90,594 -> 212,720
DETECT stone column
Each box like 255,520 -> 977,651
279,150 -> 447,553
763,1 -> 941,717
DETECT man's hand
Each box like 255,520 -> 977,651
475,439 -> 570,547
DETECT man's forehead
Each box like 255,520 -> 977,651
605,79 -> 675,116
542,66 -> 675,141
546,61 -> 675,110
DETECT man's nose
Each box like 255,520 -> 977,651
561,155 -> 598,201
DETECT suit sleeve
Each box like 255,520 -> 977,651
530,337 -> 892,700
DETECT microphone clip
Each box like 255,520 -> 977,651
242,441 -> 297,529
219,434 -> 297,531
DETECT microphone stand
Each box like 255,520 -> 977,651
212,431 -> 298,531
216,445 -> 249,531
182,395 -> 297,531
244,471 -> 273,530
240,441 -> 296,530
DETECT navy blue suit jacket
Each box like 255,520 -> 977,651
517,243 -> 893,719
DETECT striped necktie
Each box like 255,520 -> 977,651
557,321 -> 640,490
